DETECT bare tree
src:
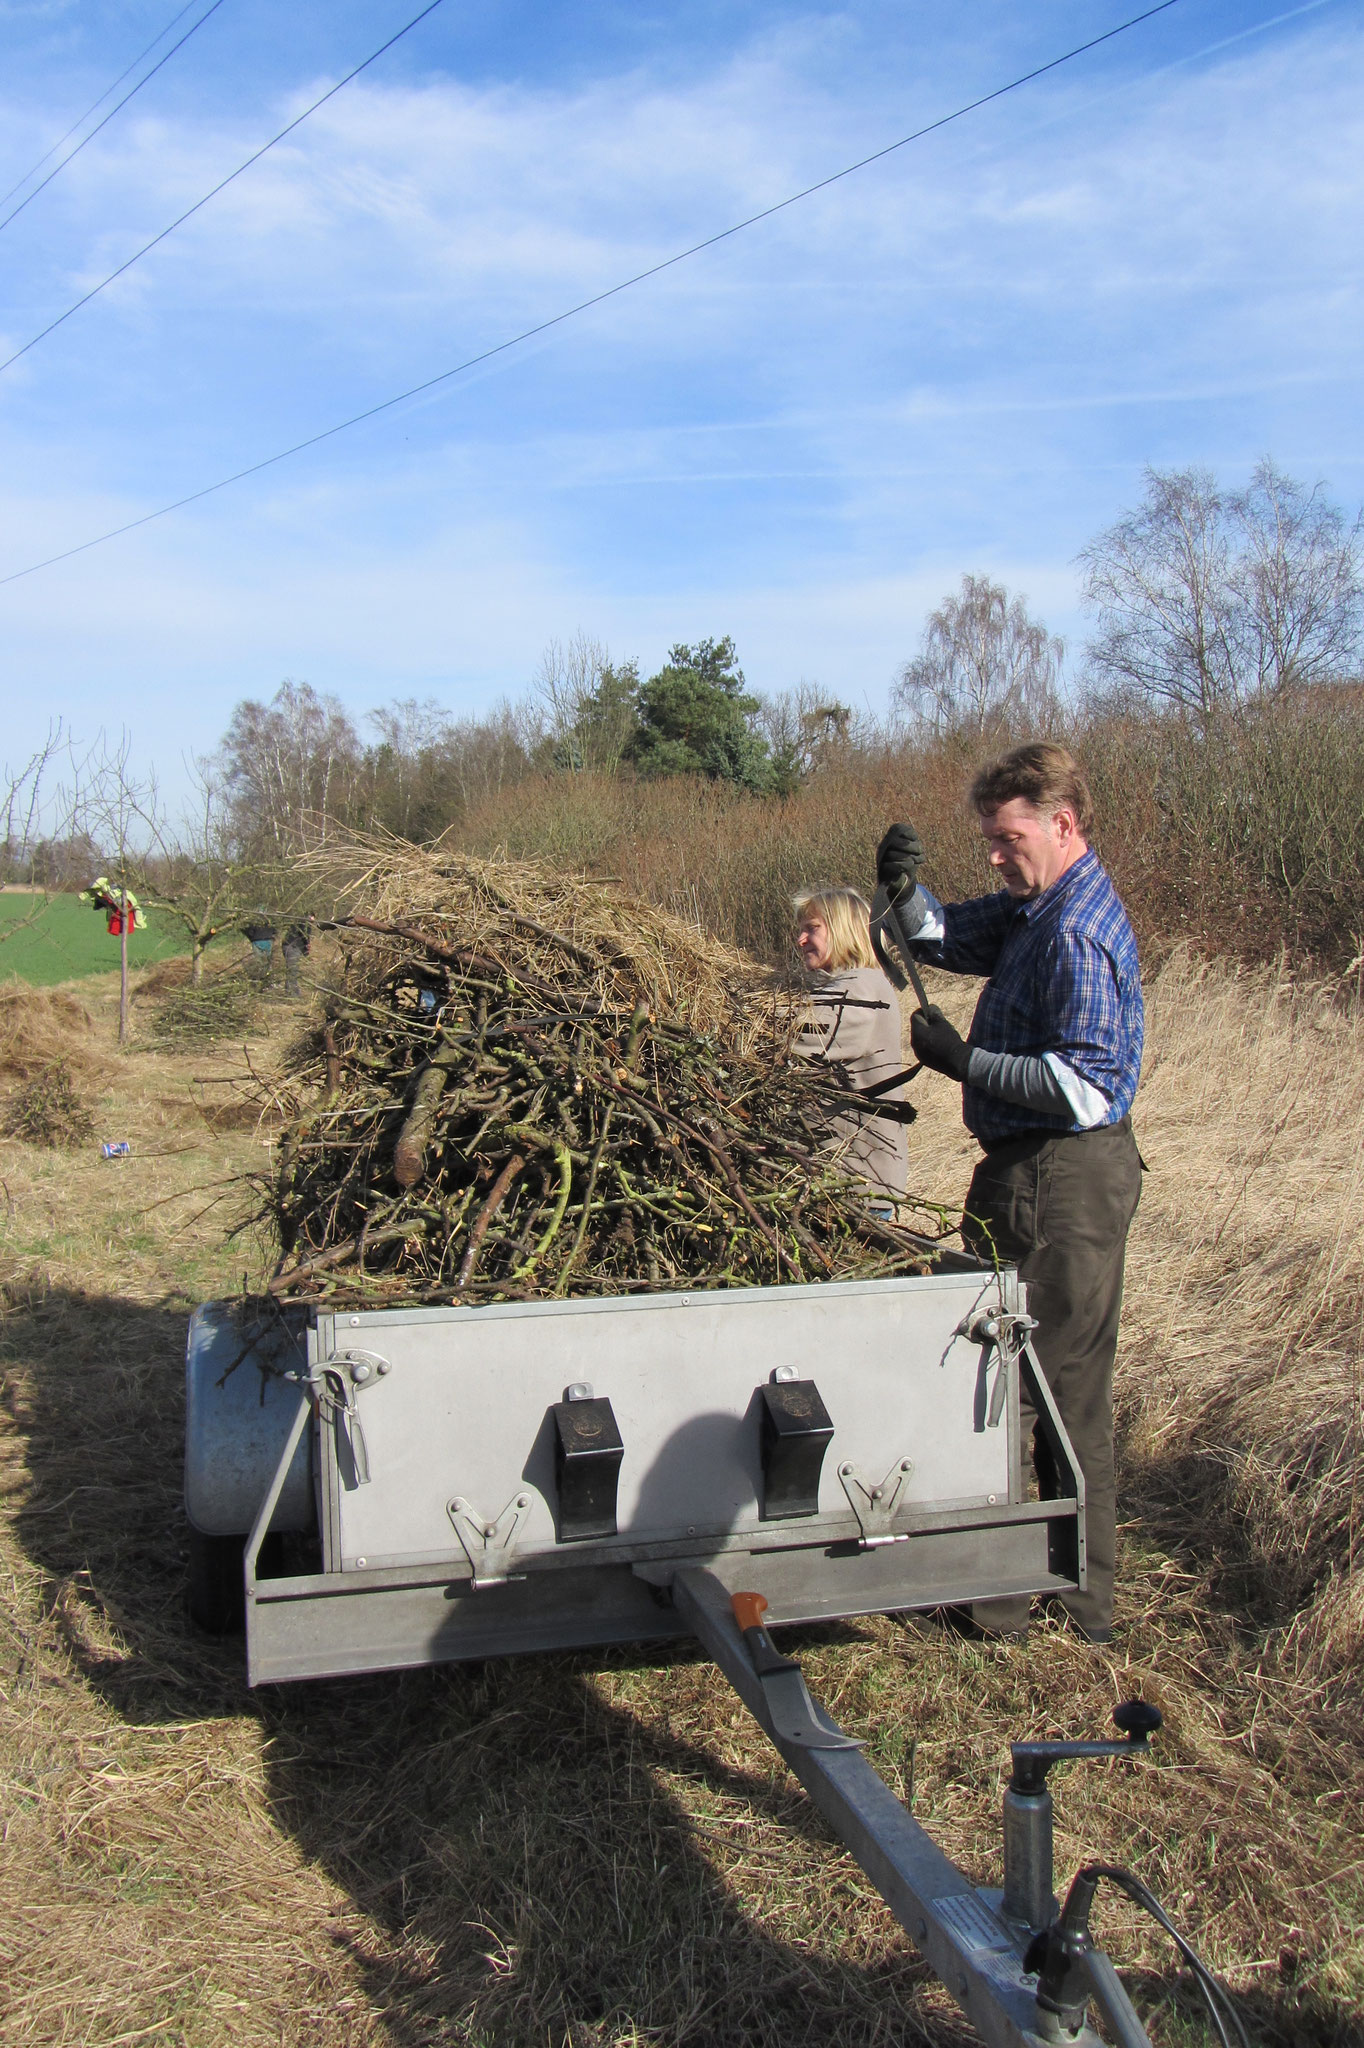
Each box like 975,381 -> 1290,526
895,575 -> 1064,740
0,726 -> 74,949
1230,459 -> 1364,695
219,679 -> 361,854
443,699 -> 547,812
533,633 -> 639,774
533,633 -> 609,745
364,697 -> 454,839
1079,462 -> 1363,724
755,684 -> 858,789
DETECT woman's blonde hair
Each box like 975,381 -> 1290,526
792,886 -> 876,971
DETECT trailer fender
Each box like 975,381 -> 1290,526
184,1301 -> 314,1536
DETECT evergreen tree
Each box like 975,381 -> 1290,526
627,638 -> 772,791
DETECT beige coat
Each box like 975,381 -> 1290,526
794,965 -> 909,1199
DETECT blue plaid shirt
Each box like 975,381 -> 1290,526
914,850 -> 1144,1148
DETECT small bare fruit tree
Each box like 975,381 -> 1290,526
120,757 -> 250,987
0,724 -> 73,943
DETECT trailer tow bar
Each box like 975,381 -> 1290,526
675,1568 -> 1162,2048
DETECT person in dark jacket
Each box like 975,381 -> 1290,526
241,915 -> 276,984
281,918 -> 313,997
875,742 -> 1143,1643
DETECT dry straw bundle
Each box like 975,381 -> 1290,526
263,838 -> 940,1308
0,984 -> 100,1149
0,981 -> 97,1082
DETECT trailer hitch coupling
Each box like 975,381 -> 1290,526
1027,1889 -> 1157,2048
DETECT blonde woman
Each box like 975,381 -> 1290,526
792,886 -> 910,1209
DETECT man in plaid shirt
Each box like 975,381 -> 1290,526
876,742 -> 1143,1643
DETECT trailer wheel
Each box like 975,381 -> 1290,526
187,1529 -> 288,1634
187,1529 -> 247,1635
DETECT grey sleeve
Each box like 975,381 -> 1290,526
893,884 -> 934,939
966,1046 -> 1076,1118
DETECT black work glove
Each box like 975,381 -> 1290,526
910,1005 -> 972,1082
876,822 -> 925,901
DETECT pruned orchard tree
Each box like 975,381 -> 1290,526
1079,461 -> 1364,726
119,757 -> 255,984
79,730 -> 152,1044
894,575 -> 1064,741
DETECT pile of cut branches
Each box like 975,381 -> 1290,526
261,840 -> 946,1308
2,1058 -> 94,1148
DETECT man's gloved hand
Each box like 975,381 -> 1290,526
910,1005 -> 972,1082
876,823 -> 925,901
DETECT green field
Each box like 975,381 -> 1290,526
0,892 -> 188,985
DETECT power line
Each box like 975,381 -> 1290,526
0,0 -> 1186,590
0,0 -> 206,213
1,0 -> 448,378
0,0 -> 228,237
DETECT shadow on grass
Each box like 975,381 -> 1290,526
2,1276 -> 1357,2048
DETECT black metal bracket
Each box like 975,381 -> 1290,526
552,1389 -> 624,1541
759,1374 -> 833,1519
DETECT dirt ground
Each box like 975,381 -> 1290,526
1,958 -> 1361,2047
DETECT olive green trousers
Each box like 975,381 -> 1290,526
962,1117 -> 1142,1638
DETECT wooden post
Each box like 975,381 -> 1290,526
118,887 -> 129,1044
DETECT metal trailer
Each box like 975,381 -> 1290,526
185,1260 -> 1165,2048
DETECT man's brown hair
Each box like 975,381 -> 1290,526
969,742 -> 1094,837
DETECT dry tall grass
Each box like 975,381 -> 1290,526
1124,957 -> 1364,1693
1,956 -> 1362,2046
452,689 -> 1364,974
0,982 -> 98,1084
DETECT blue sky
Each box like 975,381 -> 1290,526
1,0 -> 1361,793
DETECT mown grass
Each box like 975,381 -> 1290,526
0,892 -> 186,986
0,959 -> 1361,2047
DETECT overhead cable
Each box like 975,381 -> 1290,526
0,0 -> 228,237
0,0 -> 205,213
0,0 -> 1185,588
0,0 -> 449,378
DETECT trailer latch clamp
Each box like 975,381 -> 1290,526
837,1456 -> 912,1542
447,1492 -> 532,1587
